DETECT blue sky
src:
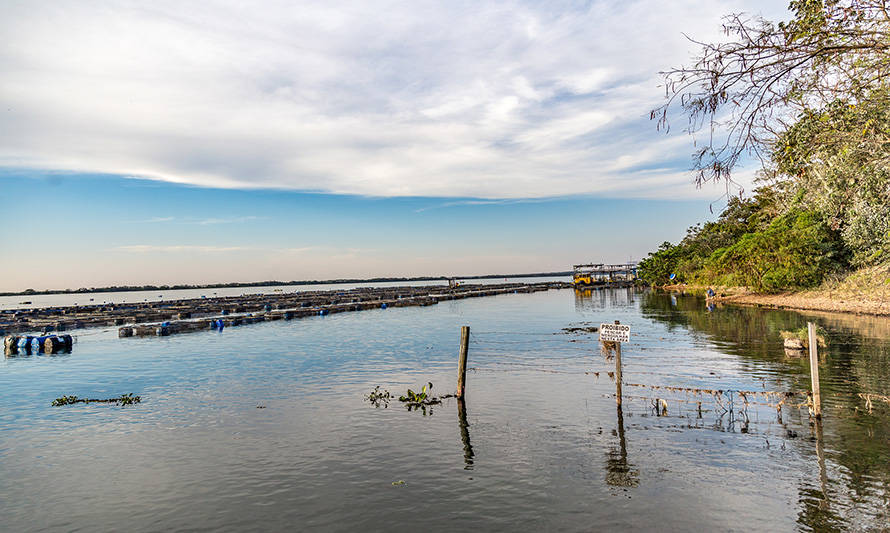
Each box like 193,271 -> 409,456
0,172 -> 714,290
0,1 -> 788,291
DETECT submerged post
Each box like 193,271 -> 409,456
808,322 -> 822,419
457,326 -> 470,399
614,320 -> 623,408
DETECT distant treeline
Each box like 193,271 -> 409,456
2,271 -> 572,297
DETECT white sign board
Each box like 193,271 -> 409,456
599,323 -> 630,343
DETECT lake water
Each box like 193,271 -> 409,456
1,288 -> 888,531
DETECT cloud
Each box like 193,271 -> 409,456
114,245 -> 249,253
197,216 -> 262,225
0,0 -> 787,199
134,216 -> 176,223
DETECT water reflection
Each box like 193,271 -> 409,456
457,399 -> 474,470
605,406 -> 638,488
641,289 -> 890,530
573,286 -> 637,311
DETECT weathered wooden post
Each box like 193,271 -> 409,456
808,322 -> 822,419
614,320 -> 623,408
457,326 -> 470,399
600,320 -> 630,407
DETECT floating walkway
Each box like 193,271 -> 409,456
1,282 -> 571,341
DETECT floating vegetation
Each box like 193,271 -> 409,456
559,326 -> 599,334
392,480 -> 406,486
399,382 -> 437,405
365,386 -> 393,408
365,383 -> 456,415
52,393 -> 141,407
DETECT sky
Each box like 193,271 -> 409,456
0,0 -> 789,292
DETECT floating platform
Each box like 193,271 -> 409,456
0,282 -> 572,339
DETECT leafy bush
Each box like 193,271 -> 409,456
704,210 -> 843,292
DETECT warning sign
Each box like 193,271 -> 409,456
599,323 -> 630,343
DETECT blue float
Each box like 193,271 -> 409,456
17,336 -> 33,354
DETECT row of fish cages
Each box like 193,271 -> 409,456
1,282 -> 571,341
4,334 -> 74,356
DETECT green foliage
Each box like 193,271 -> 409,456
647,1 -> 890,285
772,91 -> 890,267
398,382 -> 445,416
639,190 -> 845,292
399,382 -> 434,404
704,210 -> 843,292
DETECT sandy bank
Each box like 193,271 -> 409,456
660,264 -> 890,317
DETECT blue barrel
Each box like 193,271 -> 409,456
381,303 -> 387,309
216,319 -> 224,331
32,336 -> 45,354
17,336 -> 33,354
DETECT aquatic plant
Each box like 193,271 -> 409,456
399,382 -> 435,404
52,393 -> 141,406
399,382 -> 448,416
365,386 -> 392,407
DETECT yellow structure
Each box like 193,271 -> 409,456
572,263 -> 638,287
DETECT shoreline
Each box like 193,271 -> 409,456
659,284 -> 890,317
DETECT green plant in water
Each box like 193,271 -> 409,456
365,386 -> 392,408
52,395 -> 80,406
399,382 -> 445,416
399,382 -> 434,403
51,393 -> 142,407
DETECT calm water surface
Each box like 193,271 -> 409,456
1,288 -> 888,531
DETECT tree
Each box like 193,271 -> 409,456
653,0 -> 890,191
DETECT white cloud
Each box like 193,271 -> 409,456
0,0 -> 787,199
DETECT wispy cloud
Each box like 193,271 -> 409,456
0,0 -> 787,199
114,245 -> 249,253
414,198 -> 555,213
127,216 -> 176,223
197,216 -> 263,225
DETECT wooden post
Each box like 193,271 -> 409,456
808,322 -> 822,419
457,326 -> 470,399
614,320 -> 623,407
